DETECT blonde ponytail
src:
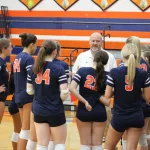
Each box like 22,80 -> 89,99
127,54 -> 136,86
126,36 -> 141,64
121,43 -> 138,86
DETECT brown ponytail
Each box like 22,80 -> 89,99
33,40 -> 56,74
94,51 -> 109,92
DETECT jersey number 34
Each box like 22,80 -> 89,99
35,69 -> 50,85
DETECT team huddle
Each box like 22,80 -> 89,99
0,32 -> 150,150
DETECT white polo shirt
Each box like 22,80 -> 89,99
72,49 -> 117,73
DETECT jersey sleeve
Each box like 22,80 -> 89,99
72,68 -> 82,84
58,67 -> 67,85
27,67 -> 33,84
106,69 -> 115,87
25,57 -> 34,72
64,63 -> 69,78
142,71 -> 150,88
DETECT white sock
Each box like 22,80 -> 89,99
37,144 -> 48,150
48,141 -> 55,150
55,144 -> 65,150
92,145 -> 102,150
26,139 -> 37,150
122,140 -> 127,150
80,145 -> 91,150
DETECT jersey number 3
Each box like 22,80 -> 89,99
125,75 -> 133,91
13,58 -> 21,72
35,69 -> 50,85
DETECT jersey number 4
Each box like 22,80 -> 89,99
84,75 -> 96,90
125,75 -> 133,91
35,69 -> 50,85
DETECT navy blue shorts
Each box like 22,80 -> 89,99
8,96 -> 19,115
34,113 -> 66,127
76,103 -> 107,122
142,106 -> 150,118
111,112 -> 144,132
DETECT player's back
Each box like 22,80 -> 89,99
29,61 -> 67,116
53,58 -> 69,77
73,67 -> 108,107
107,66 -> 149,116
13,52 -> 34,103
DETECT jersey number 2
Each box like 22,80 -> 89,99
125,75 -> 133,91
35,69 -> 50,85
84,75 -> 96,90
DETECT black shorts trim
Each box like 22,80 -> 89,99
76,107 -> 107,122
17,101 -> 32,108
34,113 -> 66,127
111,113 -> 144,132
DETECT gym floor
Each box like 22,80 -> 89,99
0,107 -> 131,150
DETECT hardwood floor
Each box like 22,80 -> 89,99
0,107 -> 140,150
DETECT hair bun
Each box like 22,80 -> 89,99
19,33 -> 27,40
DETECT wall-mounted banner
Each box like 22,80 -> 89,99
54,0 -> 79,11
92,0 -> 119,11
19,0 -> 43,10
130,0 -> 150,11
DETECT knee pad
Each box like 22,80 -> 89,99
26,139 -> 37,150
55,144 -> 65,150
147,134 -> 150,139
139,134 -> 148,146
122,140 -> 127,150
80,145 -> 91,150
92,145 -> 102,150
48,141 -> 55,150
37,144 -> 48,150
11,132 -> 19,143
19,130 -> 30,140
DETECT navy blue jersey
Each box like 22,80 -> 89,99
120,58 -> 149,108
53,58 -> 69,78
27,61 -> 67,116
120,58 -> 149,72
148,66 -> 150,77
106,66 -> 150,117
73,67 -> 109,107
0,57 -> 9,101
13,52 -> 34,104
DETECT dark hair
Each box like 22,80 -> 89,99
144,51 -> 150,66
94,50 -> 109,92
19,33 -> 37,48
141,44 -> 150,66
0,38 -> 10,53
55,41 -> 61,58
33,40 -> 56,74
